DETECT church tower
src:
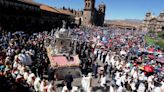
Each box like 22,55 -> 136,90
97,2 -> 106,26
82,0 -> 95,26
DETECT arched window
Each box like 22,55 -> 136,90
88,3 -> 90,7
85,3 -> 87,7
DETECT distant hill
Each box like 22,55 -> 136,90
105,19 -> 142,25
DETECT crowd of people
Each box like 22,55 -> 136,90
0,26 -> 164,92
0,30 -> 55,92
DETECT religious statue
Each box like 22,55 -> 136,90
62,20 -> 66,28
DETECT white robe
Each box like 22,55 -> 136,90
100,76 -> 106,87
61,86 -> 68,92
117,86 -> 124,92
131,82 -> 136,91
81,76 -> 92,92
110,85 -> 116,92
153,87 -> 161,92
137,83 -> 145,92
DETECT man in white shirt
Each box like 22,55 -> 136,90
137,82 -> 146,92
100,74 -> 107,88
117,82 -> 126,92
154,86 -> 161,92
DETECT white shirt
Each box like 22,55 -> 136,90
147,76 -> 153,83
131,82 -> 136,91
110,85 -> 115,92
34,77 -> 41,92
117,86 -> 124,92
13,61 -> 19,68
27,73 -> 35,86
133,71 -> 138,79
120,50 -> 126,55
23,72 -> 29,80
100,76 -> 106,87
61,86 -> 68,92
138,83 -> 145,92
153,87 -> 161,92
93,49 -> 98,55
116,78 -> 121,86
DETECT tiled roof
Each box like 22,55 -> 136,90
59,9 -> 75,16
40,5 -> 61,14
18,0 -> 74,16
18,0 -> 41,6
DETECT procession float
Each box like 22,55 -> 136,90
46,21 -> 81,80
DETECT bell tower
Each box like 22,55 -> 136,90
82,0 -> 95,26
97,2 -> 106,26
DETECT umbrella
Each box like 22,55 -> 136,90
108,39 -> 112,42
148,48 -> 154,53
139,66 -> 144,70
156,57 -> 164,63
148,54 -> 155,60
107,44 -> 112,47
144,65 -> 154,72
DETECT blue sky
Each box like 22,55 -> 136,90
35,0 -> 164,20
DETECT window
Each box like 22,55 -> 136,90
88,3 -> 90,7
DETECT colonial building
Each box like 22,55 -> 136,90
142,11 -> 164,31
59,0 -> 106,26
0,0 -> 75,32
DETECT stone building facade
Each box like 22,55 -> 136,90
60,0 -> 106,27
142,11 -> 164,31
